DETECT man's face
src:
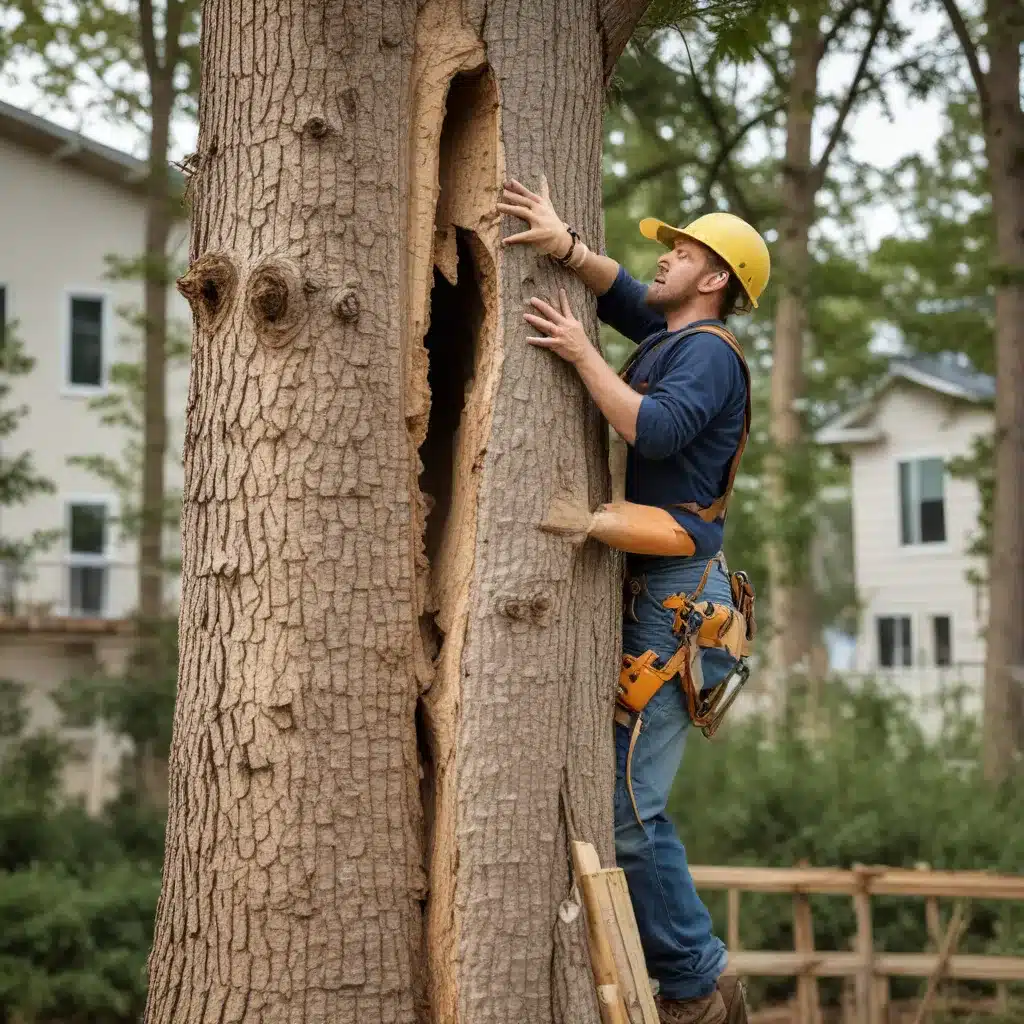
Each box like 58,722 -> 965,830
645,238 -> 723,312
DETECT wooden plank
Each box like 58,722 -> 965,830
792,893 -> 821,1024
572,843 -> 631,1024
688,865 -> 1024,901
606,868 -> 660,1024
854,886 -> 876,1024
572,842 -> 659,1024
722,951 -> 1024,982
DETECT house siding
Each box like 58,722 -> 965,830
0,134 -> 190,618
849,382 -> 989,680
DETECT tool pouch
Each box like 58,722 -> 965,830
617,650 -> 680,714
662,594 -> 748,659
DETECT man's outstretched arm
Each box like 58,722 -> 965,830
498,178 -> 620,294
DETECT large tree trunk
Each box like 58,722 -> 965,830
980,0 -> 1024,782
765,12 -> 823,691
146,2 -> 646,1022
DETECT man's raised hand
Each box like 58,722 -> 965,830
498,177 -> 571,258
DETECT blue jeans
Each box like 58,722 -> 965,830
614,554 -> 733,1000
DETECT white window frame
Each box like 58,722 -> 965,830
63,494 -> 117,618
875,613 -> 914,668
62,288 -> 111,395
895,454 -> 950,552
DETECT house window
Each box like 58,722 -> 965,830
898,457 -> 946,545
67,501 -> 109,616
877,615 -> 912,668
67,295 -> 105,388
932,615 -> 952,667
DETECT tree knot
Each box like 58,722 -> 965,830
246,256 -> 309,347
332,286 -> 361,322
176,252 -> 237,331
303,116 -> 330,139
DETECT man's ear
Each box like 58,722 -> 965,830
698,270 -> 729,294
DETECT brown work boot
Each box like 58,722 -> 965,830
655,989 -> 726,1024
716,974 -> 749,1024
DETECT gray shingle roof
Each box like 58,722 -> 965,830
889,353 -> 995,403
0,98 -> 185,199
816,351 -> 994,446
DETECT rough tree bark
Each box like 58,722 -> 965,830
146,2 -> 650,1023
940,0 -> 1024,782
765,0 -> 886,691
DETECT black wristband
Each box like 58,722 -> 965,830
555,226 -> 580,266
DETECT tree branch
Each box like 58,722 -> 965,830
599,0 -> 655,84
605,156 -> 684,206
938,0 -> 989,117
753,43 -> 789,94
820,0 -> 862,58
701,103 -> 783,216
676,27 -> 757,220
138,0 -> 159,76
815,0 -> 888,180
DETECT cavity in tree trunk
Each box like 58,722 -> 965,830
146,1 -> 649,1022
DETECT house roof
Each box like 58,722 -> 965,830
816,353 -> 994,446
0,98 -> 185,200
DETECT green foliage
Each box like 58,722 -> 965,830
0,681 -> 163,1023
674,681 -> 1024,1006
0,864 -> 158,1023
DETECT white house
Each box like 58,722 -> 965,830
0,99 -> 190,809
817,353 -> 992,716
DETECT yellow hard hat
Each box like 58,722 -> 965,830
639,212 -> 770,309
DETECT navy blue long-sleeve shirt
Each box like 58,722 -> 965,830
596,265 -> 747,558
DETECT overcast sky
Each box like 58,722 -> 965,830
0,0 -> 956,250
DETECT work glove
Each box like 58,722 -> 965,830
498,176 -> 574,259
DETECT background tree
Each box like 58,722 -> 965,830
936,0 -> 1024,782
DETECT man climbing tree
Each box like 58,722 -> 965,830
500,178 -> 767,1023
146,2 -> 658,1024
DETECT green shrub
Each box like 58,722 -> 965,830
672,679 -> 1024,1008
0,864 -> 158,1023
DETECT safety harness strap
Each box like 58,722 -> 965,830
618,323 -> 751,525
674,325 -> 750,524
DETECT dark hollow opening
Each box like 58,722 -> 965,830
419,227 -> 482,572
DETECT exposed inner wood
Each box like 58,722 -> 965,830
404,3 -> 504,1019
